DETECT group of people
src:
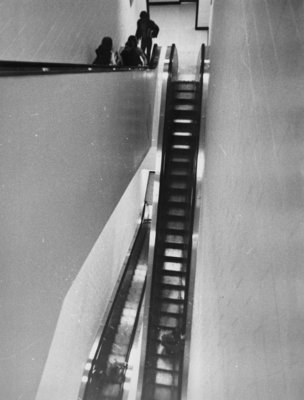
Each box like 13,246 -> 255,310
93,11 -> 159,68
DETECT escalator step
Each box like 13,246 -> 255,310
168,169 -> 191,178
171,143 -> 192,151
168,181 -> 188,189
162,255 -> 186,263
168,180 -> 190,188
166,187 -> 188,195
166,221 -> 187,231
165,232 -> 187,244
164,214 -> 187,223
166,195 -> 187,204
160,310 -> 184,319
172,122 -> 196,131
154,388 -> 179,400
101,384 -> 121,398
161,269 -> 186,278
174,110 -> 197,120
167,188 -> 189,195
174,92 -> 196,101
158,297 -> 184,305
174,99 -> 196,107
160,301 -> 185,314
156,322 -> 181,331
165,227 -> 188,236
158,316 -> 181,329
170,148 -> 194,157
160,288 -> 185,301
165,202 -> 189,211
174,102 -> 197,110
166,208 -> 187,218
170,152 -> 192,161
169,161 -> 192,171
172,131 -> 193,139
155,370 -> 179,386
163,250 -> 188,261
162,261 -> 184,273
167,191 -> 188,200
173,80 -> 197,90
169,157 -> 192,165
160,302 -> 184,314
174,108 -> 198,117
168,166 -> 192,175
161,275 -> 185,286
163,247 -> 184,258
161,283 -> 186,290
172,122 -> 196,130
164,241 -> 187,250
170,142 -> 194,151
155,366 -> 180,374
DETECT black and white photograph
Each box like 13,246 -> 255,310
1,1 -> 303,399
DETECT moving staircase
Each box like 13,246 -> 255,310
80,44 -> 205,400
139,50 -> 203,400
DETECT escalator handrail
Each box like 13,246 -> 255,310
0,44 -> 161,76
78,211 -> 150,400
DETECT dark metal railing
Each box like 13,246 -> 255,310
0,44 -> 161,76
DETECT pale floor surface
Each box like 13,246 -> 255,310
149,3 -> 208,77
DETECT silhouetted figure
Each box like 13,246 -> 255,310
93,36 -> 116,66
160,328 -> 185,355
120,35 -> 147,67
106,360 -> 127,384
135,11 -> 159,63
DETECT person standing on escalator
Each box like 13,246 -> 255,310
135,11 -> 159,64
120,35 -> 147,67
93,37 -> 116,66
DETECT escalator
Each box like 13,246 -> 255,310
138,45 -> 205,400
81,173 -> 154,400
79,44 -> 206,400
83,219 -> 149,400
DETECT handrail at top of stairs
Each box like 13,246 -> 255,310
0,44 -> 161,76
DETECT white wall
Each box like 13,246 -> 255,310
189,0 -> 304,399
0,68 -> 157,400
0,0 -> 146,63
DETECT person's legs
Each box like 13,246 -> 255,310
146,39 -> 152,63
141,38 -> 147,53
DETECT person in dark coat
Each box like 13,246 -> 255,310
120,35 -> 147,67
135,11 -> 159,63
93,36 -> 116,66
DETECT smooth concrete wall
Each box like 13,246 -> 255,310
0,0 -> 146,63
0,69 -> 157,400
189,0 -> 304,399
